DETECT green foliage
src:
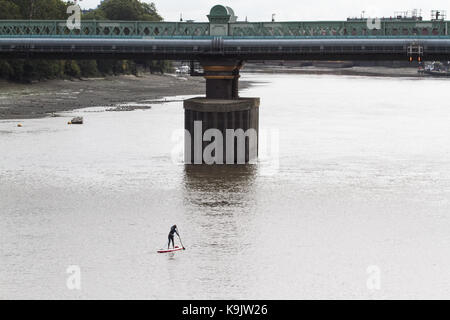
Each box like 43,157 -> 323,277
8,60 -> 25,81
0,0 -> 22,19
98,0 -> 162,21
147,60 -> 173,74
95,60 -> 137,76
77,60 -> 100,77
0,60 -> 13,78
31,60 -> 64,79
82,9 -> 107,20
64,60 -> 81,78
0,59 -> 64,81
12,0 -> 68,19
96,60 -> 114,75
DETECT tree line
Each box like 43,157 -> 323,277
0,0 -> 171,82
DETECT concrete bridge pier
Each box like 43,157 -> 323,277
184,59 -> 259,164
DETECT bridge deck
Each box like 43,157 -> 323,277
1,37 -> 449,61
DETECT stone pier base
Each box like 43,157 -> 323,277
184,97 -> 260,164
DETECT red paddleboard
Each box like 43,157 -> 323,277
157,246 -> 184,253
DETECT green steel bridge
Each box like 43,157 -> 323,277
1,5 -> 450,63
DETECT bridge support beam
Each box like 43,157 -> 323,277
202,59 -> 243,99
184,59 -> 259,164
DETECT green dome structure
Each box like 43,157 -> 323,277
207,5 -> 237,23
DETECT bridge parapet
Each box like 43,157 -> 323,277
0,10 -> 448,38
0,20 -> 211,38
229,20 -> 449,37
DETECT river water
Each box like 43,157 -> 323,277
1,73 -> 450,299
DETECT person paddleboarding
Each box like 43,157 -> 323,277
168,224 -> 184,249
157,225 -> 186,253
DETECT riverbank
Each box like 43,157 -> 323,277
0,74 -> 210,120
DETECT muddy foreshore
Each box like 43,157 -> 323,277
0,74 -> 227,120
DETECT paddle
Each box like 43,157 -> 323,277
179,237 -> 185,250
177,228 -> 186,250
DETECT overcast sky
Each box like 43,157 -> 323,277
78,0 -> 449,22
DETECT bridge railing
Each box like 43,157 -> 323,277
0,20 -> 448,38
229,20 -> 449,37
0,20 -> 210,37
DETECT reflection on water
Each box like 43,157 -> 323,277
183,164 -> 257,209
184,164 -> 258,187
2,73 -> 450,299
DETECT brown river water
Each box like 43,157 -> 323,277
1,73 -> 450,299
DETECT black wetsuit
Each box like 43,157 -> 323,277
168,225 -> 179,249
